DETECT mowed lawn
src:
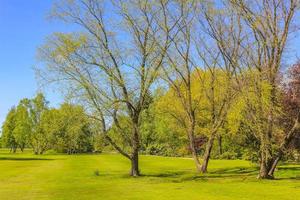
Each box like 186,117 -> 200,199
0,150 -> 300,200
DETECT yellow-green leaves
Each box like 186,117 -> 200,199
50,33 -> 87,59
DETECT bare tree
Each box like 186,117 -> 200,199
203,0 -> 299,178
156,0 -> 238,173
36,0 -> 173,176
194,2 -> 241,173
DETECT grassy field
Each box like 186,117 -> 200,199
0,150 -> 300,200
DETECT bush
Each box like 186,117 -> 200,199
219,151 -> 238,160
241,150 -> 259,163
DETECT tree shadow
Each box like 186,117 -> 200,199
277,166 -> 300,171
0,157 -> 55,161
139,166 -> 261,183
140,171 -> 187,178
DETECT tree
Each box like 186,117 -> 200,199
153,0 -> 238,173
36,0 -> 175,176
268,61 -> 300,176
201,0 -> 299,178
13,99 -> 32,152
29,93 -> 49,154
46,103 -> 93,154
229,0 -> 298,179
1,108 -> 18,152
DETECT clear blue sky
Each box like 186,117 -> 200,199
0,0 -> 68,127
1,1 -> 300,128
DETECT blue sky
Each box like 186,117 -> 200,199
0,0 -> 68,127
1,1 -> 300,128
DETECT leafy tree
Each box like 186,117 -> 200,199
35,0 -> 178,176
29,93 -> 49,154
41,103 -> 93,154
267,61 -> 300,176
13,99 -> 32,151
1,108 -> 18,152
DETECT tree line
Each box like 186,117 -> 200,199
1,93 -> 103,154
4,0 -> 298,179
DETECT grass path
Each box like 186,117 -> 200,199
0,151 -> 300,199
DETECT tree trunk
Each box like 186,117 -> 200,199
218,135 -> 222,155
188,118 -> 201,172
190,141 -> 202,172
130,151 -> 139,176
259,159 -> 273,179
201,133 -> 215,173
258,79 -> 275,179
130,118 -> 140,176
268,114 -> 300,177
258,139 -> 274,179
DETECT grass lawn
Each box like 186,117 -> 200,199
0,149 -> 300,200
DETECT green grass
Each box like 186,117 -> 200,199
0,149 -> 300,200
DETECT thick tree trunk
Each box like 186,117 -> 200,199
130,151 -> 139,176
201,134 -> 215,173
258,139 -> 274,179
259,159 -> 273,179
130,118 -> 140,176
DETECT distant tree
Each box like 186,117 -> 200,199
13,99 -> 32,152
40,103 -> 93,154
29,93 -> 49,154
59,103 -> 93,154
1,107 -> 18,152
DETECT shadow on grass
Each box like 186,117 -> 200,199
141,171 -> 187,178
0,157 -> 55,161
139,165 -> 300,183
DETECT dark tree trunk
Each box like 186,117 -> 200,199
218,135 -> 222,155
130,117 -> 140,176
259,158 -> 274,179
130,151 -> 139,176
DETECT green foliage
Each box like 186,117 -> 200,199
13,99 -> 32,151
1,107 -> 18,152
29,93 -> 49,154
1,93 -> 98,155
43,103 -> 93,154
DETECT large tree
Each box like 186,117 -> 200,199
154,0 -> 238,173
204,0 -> 299,178
36,0 -> 175,176
268,61 -> 300,176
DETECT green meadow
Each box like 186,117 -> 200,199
0,150 -> 300,200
